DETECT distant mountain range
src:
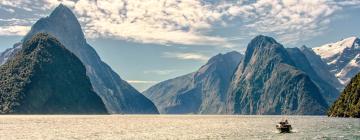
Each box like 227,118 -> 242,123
144,51 -> 242,114
145,36 -> 334,115
313,37 -> 360,85
0,4 -> 158,114
144,36 -> 360,115
0,33 -> 107,114
0,4 -> 358,115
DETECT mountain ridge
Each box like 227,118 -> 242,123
0,33 -> 108,114
227,35 -> 329,115
144,51 -> 243,114
1,4 -> 159,114
313,37 -> 360,85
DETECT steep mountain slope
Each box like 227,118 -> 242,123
0,33 -> 107,114
299,46 -> 343,90
287,47 -> 340,103
313,37 -> 360,85
144,51 -> 243,114
0,43 -> 21,65
3,4 -> 158,114
227,35 -> 328,115
328,72 -> 360,118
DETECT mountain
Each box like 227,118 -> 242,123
0,43 -> 21,65
328,72 -> 360,118
299,46 -> 343,90
313,37 -> 360,85
0,4 -> 158,114
0,33 -> 107,114
227,35 -> 328,115
143,51 -> 243,114
287,47 -> 340,103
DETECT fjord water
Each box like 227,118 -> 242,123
0,115 -> 358,139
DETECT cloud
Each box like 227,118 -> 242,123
0,25 -> 30,36
163,52 -> 209,61
1,0 -> 360,46
69,0 -> 230,47
144,69 -> 177,75
222,0 -> 340,44
126,80 -> 158,84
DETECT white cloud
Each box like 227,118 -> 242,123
127,80 -> 158,84
0,0 -> 360,46
163,52 -> 209,61
67,0 -> 230,47
0,25 -> 30,36
144,70 -> 177,75
222,0 -> 344,44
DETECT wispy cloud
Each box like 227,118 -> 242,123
163,52 -> 209,61
144,69 -> 177,75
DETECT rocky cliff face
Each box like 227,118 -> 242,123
299,46 -> 343,90
328,72 -> 360,118
0,33 -> 107,114
10,4 -> 158,114
227,35 -> 328,115
287,47 -> 340,103
144,51 -> 242,114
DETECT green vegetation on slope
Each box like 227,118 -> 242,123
0,33 -> 107,114
328,72 -> 360,117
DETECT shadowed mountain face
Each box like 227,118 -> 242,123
287,47 -> 340,103
144,51 -> 243,114
19,4 -> 158,114
299,46 -> 343,90
328,72 -> 360,118
0,33 -> 107,114
227,35 -> 328,115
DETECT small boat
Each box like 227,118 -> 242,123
276,120 -> 292,133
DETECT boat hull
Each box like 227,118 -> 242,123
277,127 -> 291,133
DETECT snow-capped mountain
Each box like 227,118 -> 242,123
313,37 -> 360,85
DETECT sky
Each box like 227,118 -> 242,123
0,0 -> 360,91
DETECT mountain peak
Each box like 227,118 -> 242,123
313,36 -> 360,59
241,35 -> 290,71
23,33 -> 61,53
23,4 -> 85,46
335,36 -> 358,48
300,45 -> 308,49
206,51 -> 242,67
244,35 -> 281,59
313,36 -> 360,85
0,32 -> 108,114
50,4 -> 75,18
251,35 -> 278,45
